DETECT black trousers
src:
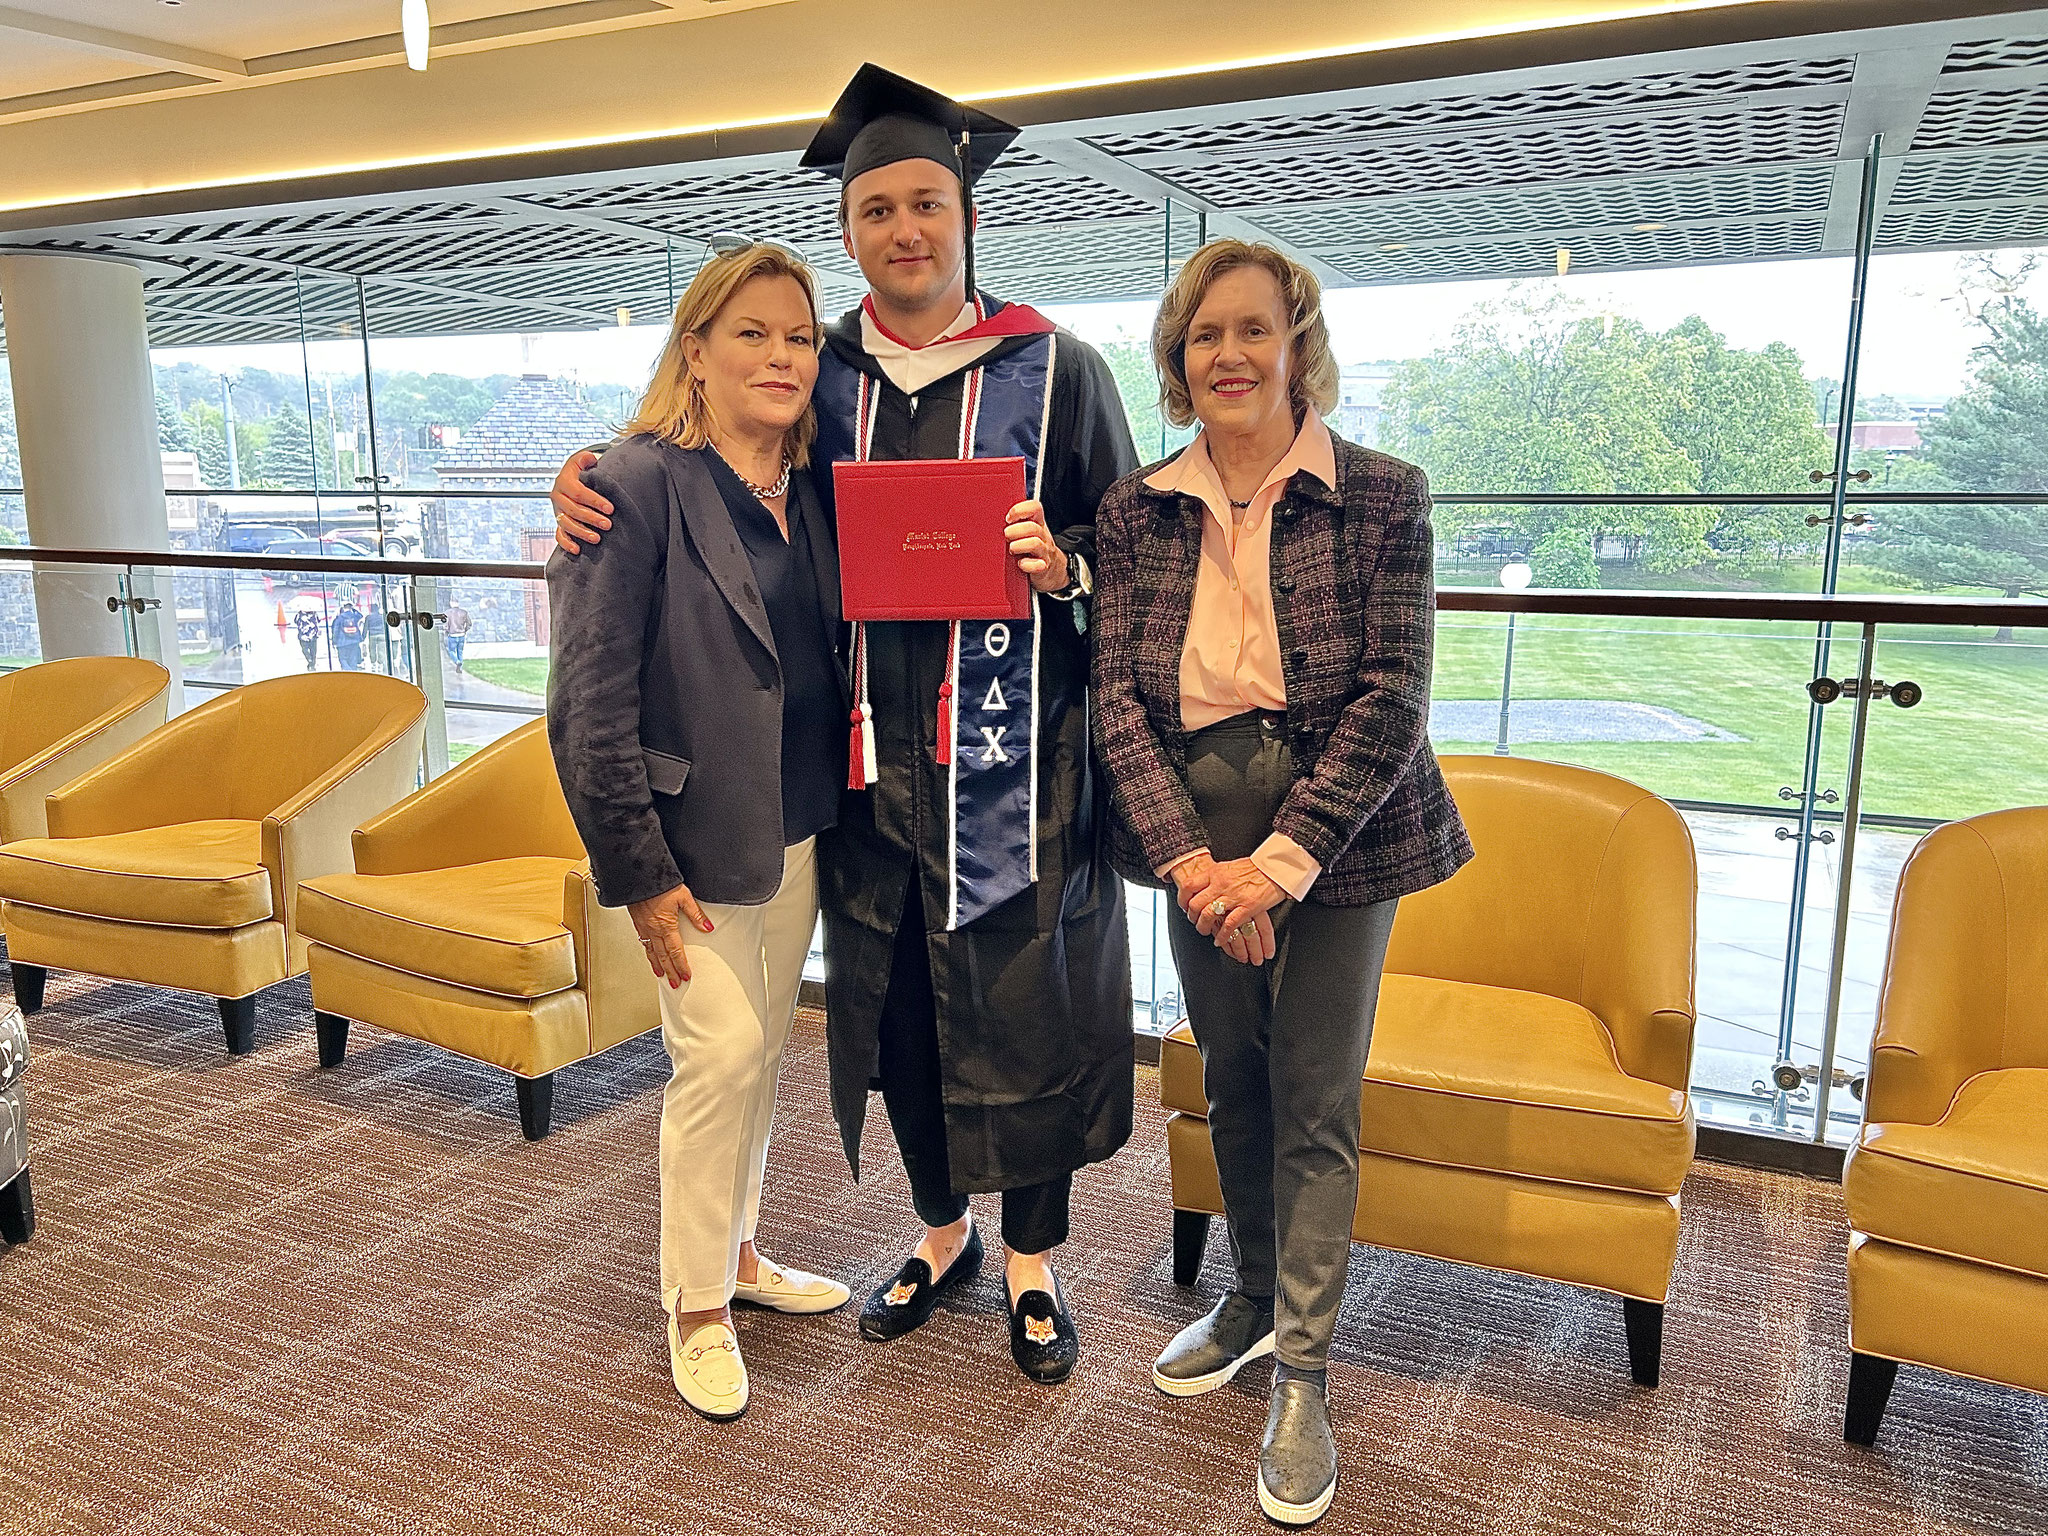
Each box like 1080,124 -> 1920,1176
874,877 -> 1072,1254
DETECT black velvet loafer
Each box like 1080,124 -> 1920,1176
1006,1272 -> 1079,1385
858,1223 -> 984,1342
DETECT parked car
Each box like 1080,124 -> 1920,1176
224,522 -> 303,554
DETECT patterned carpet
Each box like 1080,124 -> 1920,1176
1,969 -> 2045,1536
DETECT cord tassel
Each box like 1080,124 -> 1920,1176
935,622 -> 959,766
848,622 -> 878,790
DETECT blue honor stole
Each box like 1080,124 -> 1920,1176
822,324 -> 1063,930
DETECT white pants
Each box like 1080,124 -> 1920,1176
657,836 -> 818,1312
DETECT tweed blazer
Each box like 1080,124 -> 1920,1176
1091,434 -> 1473,906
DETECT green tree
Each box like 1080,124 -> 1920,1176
1377,293 -> 1832,586
1096,337 -> 1192,463
156,393 -> 194,453
1870,298 -> 2048,614
187,404 -> 231,489
259,406 -> 317,489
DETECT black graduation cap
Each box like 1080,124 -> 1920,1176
802,63 -> 1021,301
801,62 -> 1020,187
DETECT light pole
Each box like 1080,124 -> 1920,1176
218,373 -> 240,490
1495,560 -> 1533,756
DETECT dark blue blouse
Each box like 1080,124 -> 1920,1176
701,448 -> 843,847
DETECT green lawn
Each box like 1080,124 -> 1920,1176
472,586 -> 2048,822
464,657 -> 549,696
1436,613 -> 2048,821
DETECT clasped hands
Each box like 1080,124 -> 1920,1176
1170,852 -> 1284,967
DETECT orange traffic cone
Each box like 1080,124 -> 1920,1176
274,601 -> 288,632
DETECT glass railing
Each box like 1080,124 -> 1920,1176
0,539 -> 2041,1154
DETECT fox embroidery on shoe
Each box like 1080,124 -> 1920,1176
886,1278 -> 919,1307
1024,1313 -> 1058,1346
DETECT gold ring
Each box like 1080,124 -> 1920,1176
1208,898 -> 1228,919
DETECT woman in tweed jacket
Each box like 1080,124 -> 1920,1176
1091,240 -> 1471,1527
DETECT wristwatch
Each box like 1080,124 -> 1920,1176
1047,550 -> 1093,603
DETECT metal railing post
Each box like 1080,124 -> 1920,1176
1773,133 -> 1884,1089
1812,622 -> 1879,1140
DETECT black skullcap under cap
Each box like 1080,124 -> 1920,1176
801,62 -> 1020,187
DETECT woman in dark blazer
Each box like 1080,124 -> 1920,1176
546,244 -> 851,1423
1091,240 -> 1472,1527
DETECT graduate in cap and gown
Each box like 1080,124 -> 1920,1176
551,65 -> 1137,1384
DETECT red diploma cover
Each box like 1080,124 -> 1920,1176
833,457 -> 1031,621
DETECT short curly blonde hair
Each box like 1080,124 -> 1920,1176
1151,239 -> 1339,431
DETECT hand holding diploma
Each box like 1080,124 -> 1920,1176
1005,500 -> 1070,595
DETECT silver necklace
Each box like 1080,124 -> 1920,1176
712,441 -> 791,500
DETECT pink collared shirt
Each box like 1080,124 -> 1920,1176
1143,415 -> 1337,902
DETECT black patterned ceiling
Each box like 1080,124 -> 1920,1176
7,19 -> 2048,347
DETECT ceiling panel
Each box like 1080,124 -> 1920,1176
10,19 -> 2048,354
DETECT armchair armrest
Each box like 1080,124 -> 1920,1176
352,726 -> 557,876
1862,821 -> 2011,1126
1581,796 -> 1699,1092
0,686 -> 169,844
44,704 -> 235,839
265,706 -> 426,958
564,862 -> 661,1054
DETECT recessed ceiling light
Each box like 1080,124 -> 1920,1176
1634,221 -> 1668,232
1379,242 -> 1408,252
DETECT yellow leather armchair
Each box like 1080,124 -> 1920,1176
1163,756 -> 1697,1385
1841,806 -> 2048,1446
0,673 -> 425,1053
0,657 -> 171,844
295,718 -> 659,1139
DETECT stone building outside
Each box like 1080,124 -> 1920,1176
429,374 -> 614,645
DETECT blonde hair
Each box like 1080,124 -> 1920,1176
625,243 -> 820,467
1151,239 -> 1339,432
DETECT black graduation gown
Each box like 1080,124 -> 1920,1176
816,303 -> 1139,1194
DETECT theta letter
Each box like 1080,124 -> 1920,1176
983,623 -> 1011,658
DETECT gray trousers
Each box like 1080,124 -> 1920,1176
1166,712 -> 1398,1370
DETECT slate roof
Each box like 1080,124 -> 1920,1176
433,374 -> 614,482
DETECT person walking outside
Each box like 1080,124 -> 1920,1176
329,596 -> 366,671
292,604 -> 321,670
444,601 -> 471,672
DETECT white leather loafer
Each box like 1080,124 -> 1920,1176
731,1257 -> 852,1315
669,1315 -> 748,1421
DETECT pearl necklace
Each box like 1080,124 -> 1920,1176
712,441 -> 791,500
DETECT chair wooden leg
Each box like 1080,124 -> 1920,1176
314,1011 -> 350,1068
11,963 -> 46,1016
1172,1209 -> 1211,1286
1623,1297 -> 1664,1388
1845,1352 -> 1900,1447
0,1165 -> 34,1245
219,994 -> 256,1055
515,1072 -> 554,1141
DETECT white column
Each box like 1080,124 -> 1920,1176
0,251 -> 183,700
